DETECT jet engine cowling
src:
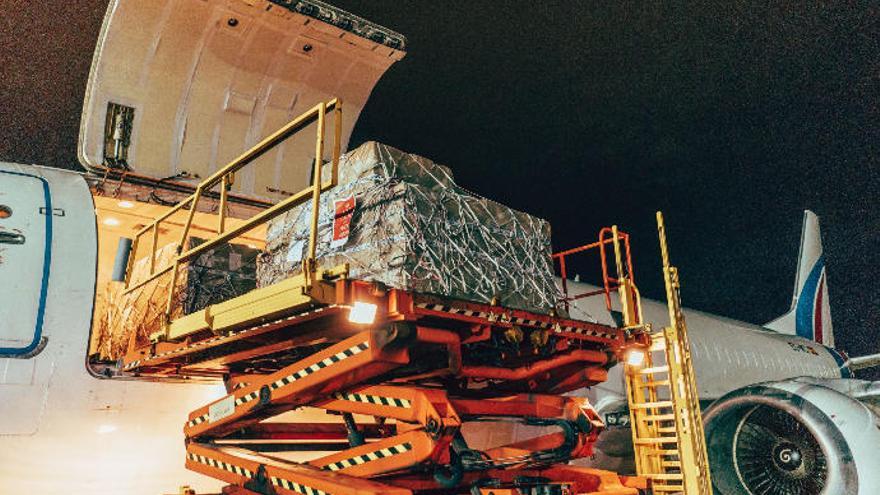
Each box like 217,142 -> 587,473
703,378 -> 880,495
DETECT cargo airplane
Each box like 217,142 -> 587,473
1,1 -> 878,494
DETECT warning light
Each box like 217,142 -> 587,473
348,301 -> 377,325
103,217 -> 121,226
625,349 -> 646,367
117,200 -> 135,208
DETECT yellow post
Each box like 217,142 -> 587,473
218,174 -> 230,234
329,102 -> 343,189
149,222 -> 159,275
611,225 -> 638,328
164,189 -> 202,325
177,188 -> 202,253
304,101 -> 326,287
123,234 -> 139,289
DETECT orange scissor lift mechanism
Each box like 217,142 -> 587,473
119,99 -> 652,495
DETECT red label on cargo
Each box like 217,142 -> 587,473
331,195 -> 356,248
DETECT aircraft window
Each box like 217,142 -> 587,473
0,205 -> 11,218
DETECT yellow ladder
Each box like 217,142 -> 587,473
618,213 -> 712,495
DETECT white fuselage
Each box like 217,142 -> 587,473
562,279 -> 844,401
0,163 -> 226,494
0,163 -> 848,494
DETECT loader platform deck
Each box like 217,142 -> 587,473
123,268 -> 637,388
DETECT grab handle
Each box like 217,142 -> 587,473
0,231 -> 24,245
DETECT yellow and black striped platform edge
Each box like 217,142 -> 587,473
188,451 -> 330,495
188,452 -> 254,478
270,476 -> 330,495
332,391 -> 412,408
323,442 -> 413,472
187,341 -> 370,428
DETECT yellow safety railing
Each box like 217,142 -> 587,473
122,98 -> 343,323
623,212 -> 712,495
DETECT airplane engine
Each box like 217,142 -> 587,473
703,378 -> 880,495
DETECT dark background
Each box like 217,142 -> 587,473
1,1 -> 877,372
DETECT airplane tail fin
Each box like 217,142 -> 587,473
765,210 -> 834,347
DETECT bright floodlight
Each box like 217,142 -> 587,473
103,217 -> 121,226
626,349 -> 646,367
348,301 -> 377,324
117,200 -> 135,208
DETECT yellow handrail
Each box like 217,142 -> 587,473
122,98 -> 343,326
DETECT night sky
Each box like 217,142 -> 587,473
1,1 -> 878,372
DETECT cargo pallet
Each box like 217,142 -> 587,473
119,99 -> 709,495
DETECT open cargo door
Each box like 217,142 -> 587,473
79,0 -> 405,203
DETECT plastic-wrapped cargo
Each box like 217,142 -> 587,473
92,239 -> 259,360
257,141 -> 560,314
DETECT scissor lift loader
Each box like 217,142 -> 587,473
118,99 -> 705,495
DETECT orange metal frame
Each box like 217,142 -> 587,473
553,228 -> 636,314
123,275 -> 648,495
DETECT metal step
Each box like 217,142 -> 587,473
645,379 -> 671,387
647,473 -> 684,481
630,400 -> 673,409
648,449 -> 681,456
639,365 -> 669,374
651,484 -> 685,492
638,413 -> 676,422
634,436 -> 680,445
